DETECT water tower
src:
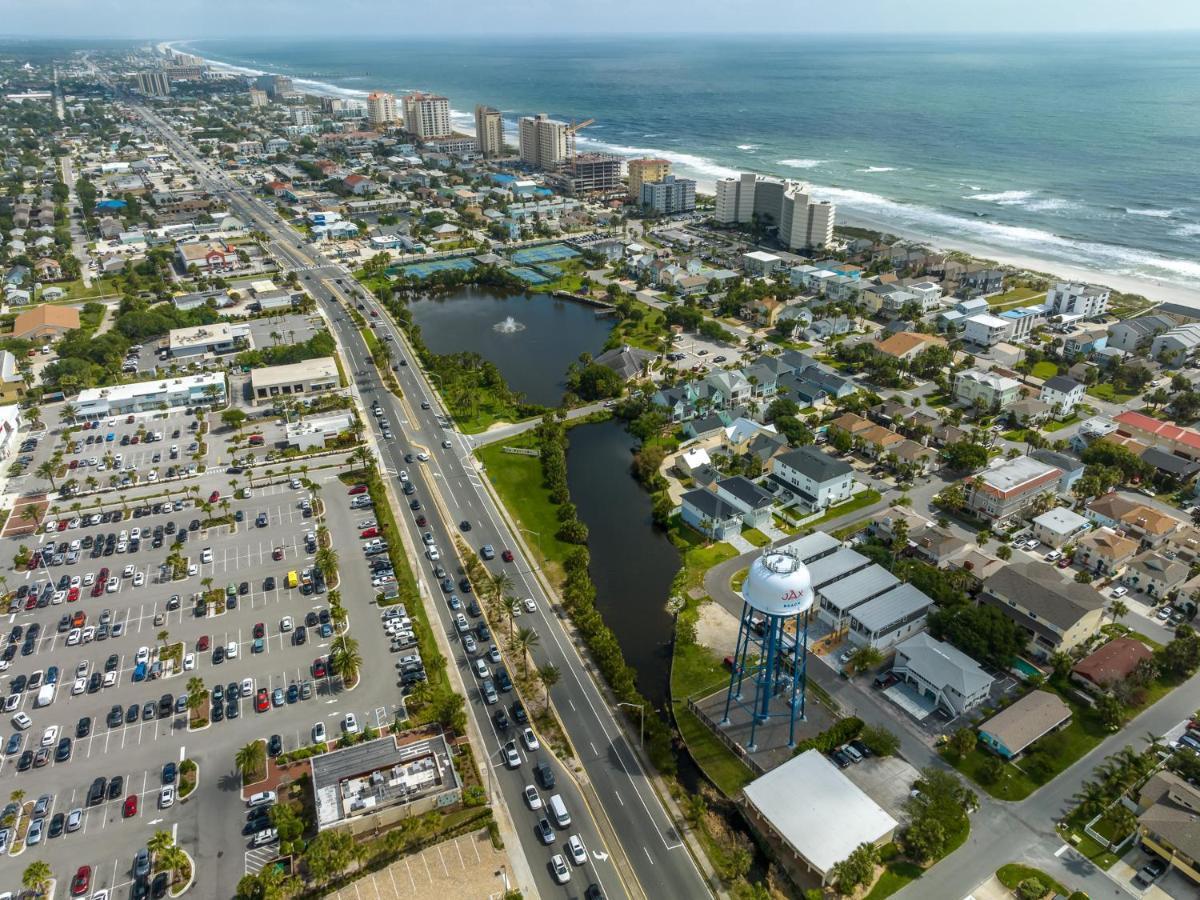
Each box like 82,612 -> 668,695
721,548 -> 814,751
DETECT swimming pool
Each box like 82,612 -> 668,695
1011,657 -> 1042,679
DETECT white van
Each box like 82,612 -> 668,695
246,790 -> 276,809
548,794 -> 571,828
34,683 -> 55,708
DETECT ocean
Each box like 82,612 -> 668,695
181,35 -> 1200,296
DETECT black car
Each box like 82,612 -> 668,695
16,750 -> 33,771
512,700 -> 528,724
495,667 -> 513,693
264,576 -> 275,590
493,707 -> 510,730
10,674 -> 27,693
133,876 -> 149,900
267,734 -> 283,756
106,653 -> 120,672
476,622 -> 491,642
55,737 -> 72,762
107,706 -> 123,728
829,749 -> 851,769
213,646 -> 225,664
87,777 -> 106,806
88,672 -> 102,693
409,499 -> 421,511
211,703 -> 224,723
126,703 -> 139,724
162,762 -> 177,785
459,578 -> 472,594
108,775 -> 124,800
459,520 -> 471,532
158,693 -> 173,718
305,611 -> 319,628
76,716 -> 91,738
226,699 -> 239,719
152,872 -> 169,899
848,738 -> 872,759
535,760 -> 555,789
48,812 -> 65,839
294,626 -> 307,646
4,733 -> 20,754
239,581 -> 249,595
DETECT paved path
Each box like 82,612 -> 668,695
466,400 -> 610,448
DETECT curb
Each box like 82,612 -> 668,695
168,849 -> 196,897
179,761 -> 200,803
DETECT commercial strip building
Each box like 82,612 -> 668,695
74,372 -> 227,418
473,105 -> 505,158
285,412 -> 356,451
977,690 -> 1072,759
311,732 -> 460,834
740,750 -> 897,888
166,322 -> 252,359
249,357 -> 340,405
962,456 -> 1063,523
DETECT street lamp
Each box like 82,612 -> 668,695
617,701 -> 645,750
518,527 -> 542,558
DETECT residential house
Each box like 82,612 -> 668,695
712,477 -> 775,530
1119,504 -> 1184,549
911,527 -> 971,567
683,413 -> 728,442
1136,772 -> 1200,886
768,446 -> 855,513
962,313 -> 1010,348
1075,527 -> 1139,577
724,418 -> 778,454
858,424 -> 905,459
11,304 -> 80,340
963,457 -> 1063,523
953,368 -> 1023,410
1123,551 -> 1189,600
675,447 -> 711,478
1031,507 -> 1091,548
1141,447 -> 1200,487
1152,324 -> 1200,366
979,564 -> 1107,659
680,489 -> 742,540
1107,315 -> 1174,353
872,331 -> 947,363
1063,325 -> 1109,357
845,584 -> 934,651
891,440 -> 939,476
871,506 -> 935,546
1070,417 -> 1118,453
33,258 -> 62,281
978,690 -> 1072,759
1031,448 -> 1086,495
1071,637 -> 1154,693
706,370 -> 752,409
891,633 -> 993,716
1113,411 -> 1200,462
1085,493 -> 1144,530
592,345 -> 656,381
1040,376 -> 1085,417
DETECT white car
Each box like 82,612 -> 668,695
226,641 -> 238,659
241,678 -> 253,697
398,470 -> 409,483
159,786 -> 175,808
1044,550 -> 1062,562
280,616 -> 294,632
41,725 -> 59,747
72,677 -> 87,695
52,590 -> 66,605
426,546 -> 440,561
524,784 -> 542,810
343,713 -> 359,734
12,712 -> 32,730
132,571 -> 145,587
416,452 -> 429,462
200,548 -> 213,563
312,721 -> 326,743
523,597 -> 537,614
503,741 -> 521,769
103,671 -> 117,687
550,854 -> 571,885
290,479 -> 302,489
183,653 -> 195,671
187,564 -> 198,577
566,834 -> 587,866
66,628 -> 82,646
82,573 -> 95,586
105,577 -> 119,593
130,529 -> 141,541
1111,586 -> 1128,598
135,646 -> 150,665
521,727 -> 540,752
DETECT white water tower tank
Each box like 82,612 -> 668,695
741,550 -> 814,617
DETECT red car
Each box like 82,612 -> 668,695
272,547 -> 284,561
255,688 -> 270,712
67,587 -> 80,602
69,460 -> 79,470
123,794 -> 138,818
57,520 -> 69,532
347,485 -> 367,495
253,622 -> 265,639
360,527 -> 379,539
312,657 -> 327,678
209,491 -> 220,503
415,515 -> 427,527
126,415 -> 135,424
70,866 -> 91,896
70,611 -> 86,628
370,310 -> 379,318
197,635 -> 210,651
501,550 -> 514,563
25,595 -> 37,610
90,584 -> 103,598
98,567 -> 109,581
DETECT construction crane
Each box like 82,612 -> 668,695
566,118 -> 595,135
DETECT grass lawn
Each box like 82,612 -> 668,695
674,707 -> 755,797
742,527 -> 769,547
1001,428 -> 1030,442
1088,384 -> 1137,403
988,287 -> 1046,307
1044,414 -> 1080,432
730,568 -> 748,593
605,306 -> 668,352
802,489 -> 883,530
996,864 -> 1068,896
864,859 -> 924,900
772,513 -> 798,535
1059,811 -> 1121,869
668,519 -> 737,594
1030,360 -> 1059,380
476,436 -> 572,585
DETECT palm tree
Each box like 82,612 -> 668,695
22,861 -> 52,895
160,845 -> 188,879
148,829 -> 174,857
315,547 -> 339,584
1071,780 -> 1108,819
8,788 -> 25,806
157,629 -> 170,647
536,664 -> 560,710
235,740 -> 265,778
1108,599 -> 1129,624
513,626 -> 540,677
331,634 -> 363,686
35,460 -> 57,490
186,676 -> 207,712
490,571 -> 514,602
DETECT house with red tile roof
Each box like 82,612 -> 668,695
1113,411 -> 1200,462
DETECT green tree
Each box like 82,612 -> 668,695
829,841 -> 879,894
235,740 -> 266,778
536,663 -> 560,710
860,724 -> 900,757
948,727 -> 977,759
302,828 -> 356,882
22,861 -> 52,895
1016,877 -> 1048,900
330,634 -> 363,686
943,441 -> 988,472
513,626 -> 540,677
903,814 -> 947,863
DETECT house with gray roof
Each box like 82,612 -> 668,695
713,476 -> 775,529
680,488 -> 742,540
769,446 -> 856,513
892,633 -> 993,716
806,547 -> 871,591
816,564 -> 899,629
847,583 -> 934,650
980,563 -> 1106,659
592,345 -> 657,381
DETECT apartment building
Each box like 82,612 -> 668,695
367,91 -> 398,127
134,71 -> 170,97
953,368 -> 1023,410
963,456 -> 1063,523
518,113 -> 574,169
980,564 -> 1106,659
550,153 -> 622,196
778,183 -> 836,250
627,158 -> 670,202
640,175 -> 696,214
473,105 -> 505,158
402,92 -> 452,139
713,173 -> 835,248
1047,282 -> 1110,320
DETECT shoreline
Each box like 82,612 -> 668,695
167,39 -> 1200,311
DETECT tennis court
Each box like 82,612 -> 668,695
509,267 -> 551,284
391,257 -> 477,279
510,243 -> 580,265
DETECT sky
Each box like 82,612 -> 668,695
1,0 -> 1198,38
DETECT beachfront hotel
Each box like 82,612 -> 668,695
518,113 -> 575,169
367,91 -> 398,127
474,104 -> 505,158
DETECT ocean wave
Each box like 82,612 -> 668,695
965,190 -> 1036,205
170,41 -> 369,100
817,184 -> 1200,282
1127,207 -> 1181,218
1173,224 -> 1200,238
859,166 -> 897,173
737,144 -> 760,151
778,158 -> 823,169
1024,199 -> 1078,213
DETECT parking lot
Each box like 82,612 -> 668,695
0,447 -> 408,897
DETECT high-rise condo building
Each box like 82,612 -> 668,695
248,88 -> 268,107
402,92 -> 452,139
291,107 -> 314,126
550,153 -> 623,196
254,74 -> 293,99
134,71 -> 170,97
367,91 -> 398,127
518,114 -> 575,170
627,158 -> 671,202
715,173 -> 835,249
474,105 -> 505,158
641,175 -> 697,214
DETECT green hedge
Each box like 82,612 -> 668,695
792,716 -> 864,756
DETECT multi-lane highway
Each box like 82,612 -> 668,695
135,106 -> 712,900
